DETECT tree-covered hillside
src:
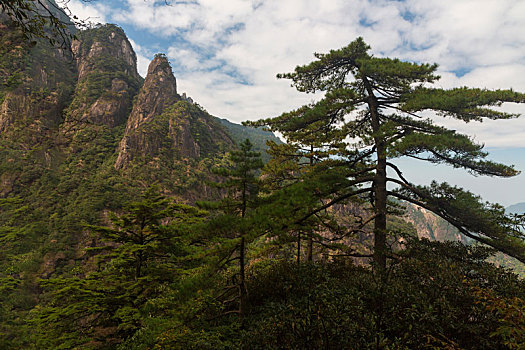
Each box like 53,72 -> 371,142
218,117 -> 283,163
1,10 -> 525,349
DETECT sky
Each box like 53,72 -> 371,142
62,0 -> 525,206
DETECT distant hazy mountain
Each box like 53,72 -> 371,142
506,202 -> 525,215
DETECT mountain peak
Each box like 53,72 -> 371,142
72,24 -> 139,81
119,54 -> 179,131
114,54 -> 180,169
506,202 -> 525,215
143,53 -> 177,94
148,54 -> 174,76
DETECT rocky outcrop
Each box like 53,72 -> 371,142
0,17 -> 76,136
65,24 -> 141,129
71,27 -> 138,82
115,54 -> 180,169
402,203 -> 467,243
121,54 -> 177,129
115,54 -> 234,171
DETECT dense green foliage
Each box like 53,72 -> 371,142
28,188 -> 208,349
249,37 -> 525,268
237,240 -> 525,349
121,239 -> 525,350
1,17 -> 525,350
218,118 -> 283,163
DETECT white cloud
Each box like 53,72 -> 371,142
393,0 -> 525,71
63,0 -> 110,26
167,46 -> 221,72
64,0 -> 525,150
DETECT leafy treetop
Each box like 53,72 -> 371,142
249,37 -> 525,268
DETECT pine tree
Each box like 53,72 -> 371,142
259,141 -> 363,263
29,188 -> 207,348
199,138 -> 263,323
249,37 -> 525,269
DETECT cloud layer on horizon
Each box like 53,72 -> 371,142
66,0 -> 525,148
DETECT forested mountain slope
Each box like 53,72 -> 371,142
217,117 -> 282,163
0,17 -> 280,347
1,6 -> 525,348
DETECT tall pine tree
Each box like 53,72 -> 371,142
249,37 -> 525,269
200,139 -> 263,322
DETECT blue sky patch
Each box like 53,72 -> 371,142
451,66 -> 473,78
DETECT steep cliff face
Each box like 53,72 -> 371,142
115,54 -> 233,171
0,16 -> 76,137
115,54 -> 179,168
402,203 -> 467,243
0,16 -> 77,196
117,54 -> 176,129
65,24 -> 141,129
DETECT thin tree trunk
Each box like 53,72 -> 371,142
240,178 -> 247,326
297,231 -> 301,264
363,76 -> 388,270
307,145 -> 314,262
136,255 -> 142,279
307,234 -> 313,262
239,235 -> 246,327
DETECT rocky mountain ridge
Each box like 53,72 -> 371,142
114,54 -> 235,170
0,21 -> 277,199
0,19 -> 277,287
0,18 -> 476,242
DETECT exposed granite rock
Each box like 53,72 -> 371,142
170,113 -> 201,159
402,203 -> 467,243
0,92 -> 63,135
115,54 -> 180,169
65,24 -> 141,129
124,54 -> 177,128
0,17 -> 76,136
71,26 -> 139,81
115,54 -> 234,175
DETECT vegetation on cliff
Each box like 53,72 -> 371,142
218,117 -> 282,163
249,37 -> 525,268
0,15 -> 525,350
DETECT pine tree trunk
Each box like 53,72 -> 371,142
363,76 -> 388,270
373,148 -> 387,270
307,147 -> 314,262
239,235 -> 246,327
297,231 -> 301,264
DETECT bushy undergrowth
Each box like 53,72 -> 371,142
151,240 -> 525,350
